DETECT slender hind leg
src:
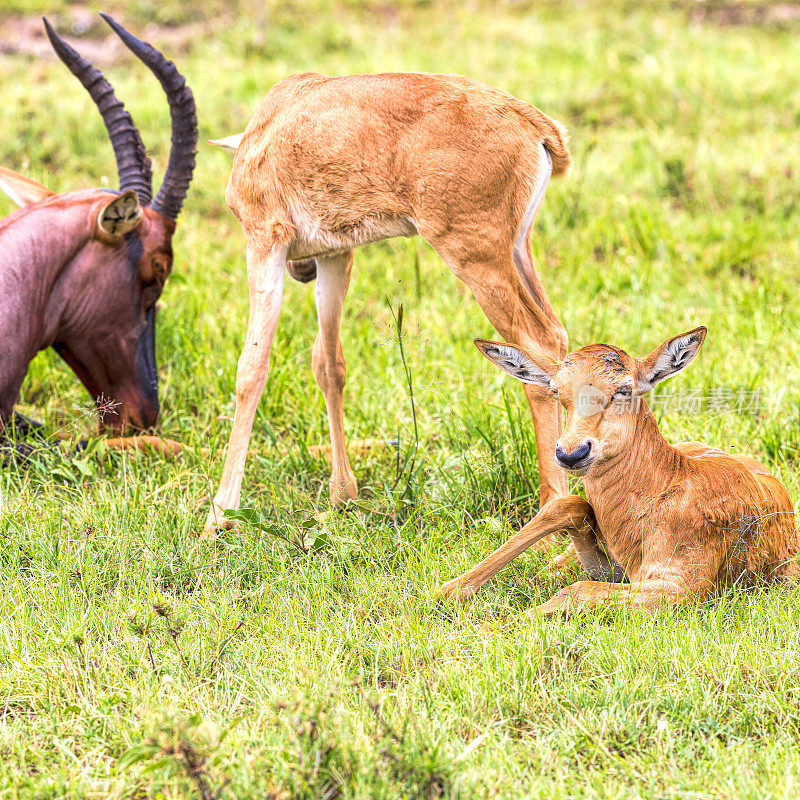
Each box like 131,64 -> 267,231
312,251 -> 357,505
512,228 -> 582,562
512,149 -> 558,326
432,244 -> 569,508
510,149 -> 570,505
514,227 -> 562,335
548,542 -> 580,573
203,241 -> 286,536
535,576 -> 710,618
567,521 -> 627,583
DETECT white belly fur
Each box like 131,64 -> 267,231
287,206 -> 418,260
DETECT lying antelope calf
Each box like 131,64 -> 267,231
438,327 -> 799,616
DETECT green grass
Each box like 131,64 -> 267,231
2,0 -> 800,796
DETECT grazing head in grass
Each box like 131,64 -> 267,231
0,15 -> 197,433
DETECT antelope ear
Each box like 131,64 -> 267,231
474,339 -> 558,387
0,164 -> 54,207
97,190 -> 142,238
636,326 -> 706,394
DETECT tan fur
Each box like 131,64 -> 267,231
439,329 -> 798,616
204,72 -> 572,535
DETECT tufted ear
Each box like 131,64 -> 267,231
636,326 -> 706,394
474,339 -> 558,387
96,190 -> 142,238
0,164 -> 54,207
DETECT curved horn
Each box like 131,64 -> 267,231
101,13 -> 197,222
42,18 -> 152,205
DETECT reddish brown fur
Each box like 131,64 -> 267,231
0,186 -> 175,431
439,331 -> 798,616
0,16 -> 195,439
205,72 -> 571,535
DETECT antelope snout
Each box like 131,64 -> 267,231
100,392 -> 160,434
128,398 -> 160,431
555,440 -> 593,471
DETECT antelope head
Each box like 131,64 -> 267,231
0,14 -> 197,432
476,327 -> 707,477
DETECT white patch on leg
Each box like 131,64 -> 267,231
513,143 -> 552,268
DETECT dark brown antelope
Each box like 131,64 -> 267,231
0,14 -> 196,438
205,72 -> 571,535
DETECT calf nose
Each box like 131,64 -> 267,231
555,441 -> 592,468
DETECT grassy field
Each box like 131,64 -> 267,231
2,0 -> 800,796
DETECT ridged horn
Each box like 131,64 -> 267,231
101,13 -> 197,222
43,17 -> 152,206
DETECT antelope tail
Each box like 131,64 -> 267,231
208,134 -> 245,152
507,99 -> 572,177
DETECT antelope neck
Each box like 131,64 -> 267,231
583,402 -> 690,510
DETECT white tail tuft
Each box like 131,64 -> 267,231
207,134 -> 244,152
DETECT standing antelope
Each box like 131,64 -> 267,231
0,15 -> 196,436
206,72 -> 571,535
438,327 -> 799,616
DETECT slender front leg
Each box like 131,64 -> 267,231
438,495 -> 595,602
312,251 -> 357,506
568,521 -> 627,583
535,575 -> 712,618
203,242 -> 287,536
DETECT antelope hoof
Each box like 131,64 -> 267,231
535,602 -> 565,619
548,543 -> 579,574
437,578 -> 477,603
535,589 -> 575,618
201,504 -> 237,539
329,471 -> 358,507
